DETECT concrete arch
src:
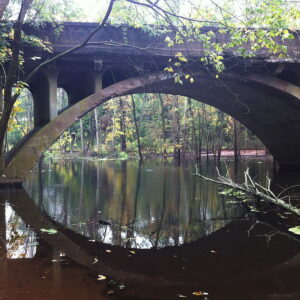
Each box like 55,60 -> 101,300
3,70 -> 300,183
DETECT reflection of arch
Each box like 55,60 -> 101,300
4,188 -> 300,299
3,70 -> 300,181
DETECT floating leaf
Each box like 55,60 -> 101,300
40,228 -> 58,235
97,275 -> 107,281
92,257 -> 99,264
177,294 -> 187,298
192,291 -> 209,296
288,226 -> 300,235
129,250 -> 136,254
106,249 -> 112,253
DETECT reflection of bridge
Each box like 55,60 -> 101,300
1,188 -> 300,299
3,23 -> 300,183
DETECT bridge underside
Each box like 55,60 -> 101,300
2,68 -> 300,184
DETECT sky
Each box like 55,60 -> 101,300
72,0 -> 108,22
70,0 -> 244,23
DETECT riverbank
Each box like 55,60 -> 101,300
44,149 -> 269,161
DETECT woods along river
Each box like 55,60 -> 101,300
1,157 -> 300,299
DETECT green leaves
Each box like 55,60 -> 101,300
288,226 -> 300,235
219,188 -> 246,200
40,228 -> 58,235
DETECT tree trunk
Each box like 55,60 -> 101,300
233,119 -> 240,162
187,98 -> 198,159
0,0 -> 33,172
119,99 -> 127,152
197,107 -> 204,160
79,119 -> 85,154
158,94 -> 168,159
94,108 -> 100,151
130,95 -> 143,160
172,96 -> 180,160
217,112 -> 224,161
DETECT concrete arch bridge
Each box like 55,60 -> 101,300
3,22 -> 300,184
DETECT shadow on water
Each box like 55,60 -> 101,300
1,158 -> 300,299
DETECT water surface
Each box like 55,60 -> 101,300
1,157 -> 300,299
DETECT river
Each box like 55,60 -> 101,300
1,157 -> 300,299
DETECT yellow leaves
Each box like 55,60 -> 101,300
164,66 -> 174,73
97,275 -> 107,281
174,74 -> 183,85
175,52 -> 188,62
129,250 -> 136,254
165,36 -> 174,47
184,74 -> 195,83
179,56 -> 188,63
7,100 -> 25,132
105,249 -> 112,253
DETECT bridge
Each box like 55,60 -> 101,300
3,22 -> 300,184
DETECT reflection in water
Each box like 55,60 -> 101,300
5,203 -> 36,259
0,198 -> 36,259
25,158 -> 272,248
1,158 -> 300,299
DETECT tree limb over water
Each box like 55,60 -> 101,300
195,166 -> 300,218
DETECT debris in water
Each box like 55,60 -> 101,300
97,275 -> 107,281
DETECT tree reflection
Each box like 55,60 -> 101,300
23,158 -> 272,249
0,196 -> 36,259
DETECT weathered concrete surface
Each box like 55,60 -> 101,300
23,23 -> 300,61
3,69 -> 300,183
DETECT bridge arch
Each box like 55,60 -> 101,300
3,70 -> 300,182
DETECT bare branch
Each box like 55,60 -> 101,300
195,166 -> 300,218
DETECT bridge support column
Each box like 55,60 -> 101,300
63,61 -> 103,104
30,67 -> 58,127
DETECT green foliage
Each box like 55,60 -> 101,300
288,226 -> 300,235
118,151 -> 129,159
219,188 -> 246,199
40,228 -> 58,235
